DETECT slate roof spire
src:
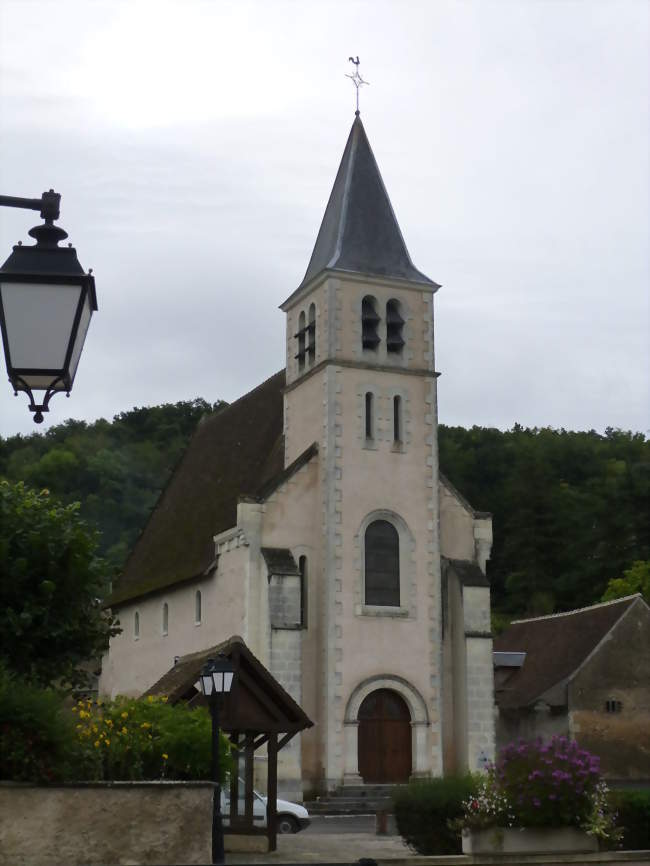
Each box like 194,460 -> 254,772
297,114 -> 438,292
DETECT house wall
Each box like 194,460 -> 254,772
99,539 -> 249,698
569,599 -> 650,779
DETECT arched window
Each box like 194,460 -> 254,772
365,392 -> 374,439
134,610 -> 140,639
386,299 -> 404,354
195,590 -> 202,625
307,303 -> 316,365
295,310 -> 306,371
299,555 -> 308,628
361,296 -> 380,350
393,395 -> 402,442
162,602 -> 169,636
365,520 -> 400,606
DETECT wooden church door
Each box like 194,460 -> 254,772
358,689 -> 412,783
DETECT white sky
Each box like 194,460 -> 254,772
0,0 -> 648,437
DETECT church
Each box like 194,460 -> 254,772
100,110 -> 496,798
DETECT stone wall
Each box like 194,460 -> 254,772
0,782 -> 214,866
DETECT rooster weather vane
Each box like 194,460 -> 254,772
345,56 -> 369,115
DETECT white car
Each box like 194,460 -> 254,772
222,783 -> 310,834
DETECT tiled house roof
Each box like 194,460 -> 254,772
494,595 -> 642,709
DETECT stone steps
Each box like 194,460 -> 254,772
305,784 -> 401,815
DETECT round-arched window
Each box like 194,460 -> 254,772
364,520 -> 400,606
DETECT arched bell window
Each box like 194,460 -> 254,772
307,303 -> 316,365
362,296 -> 380,350
295,310 -> 306,371
365,520 -> 400,606
386,299 -> 404,354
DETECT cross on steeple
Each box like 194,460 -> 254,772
345,56 -> 369,115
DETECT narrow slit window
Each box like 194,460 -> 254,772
365,392 -> 374,439
295,310 -> 306,371
393,395 -> 402,442
162,602 -> 168,636
307,303 -> 316,365
361,296 -> 380,350
195,590 -> 202,624
134,610 -> 140,639
299,555 -> 308,628
386,299 -> 405,353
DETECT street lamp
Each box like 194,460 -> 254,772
0,190 -> 97,423
199,653 -> 235,865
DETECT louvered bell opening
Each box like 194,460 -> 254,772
362,297 -> 380,350
386,307 -> 404,326
387,331 -> 405,352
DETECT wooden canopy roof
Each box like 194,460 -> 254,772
144,635 -> 312,735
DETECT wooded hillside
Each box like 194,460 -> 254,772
1,404 -> 647,617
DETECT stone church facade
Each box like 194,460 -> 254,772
100,114 -> 496,797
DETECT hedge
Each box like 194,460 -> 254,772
392,775 -> 475,855
612,789 -> 650,851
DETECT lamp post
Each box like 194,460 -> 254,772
0,190 -> 97,423
199,653 -> 235,866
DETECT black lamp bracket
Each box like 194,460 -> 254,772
0,190 -> 67,249
12,376 -> 68,424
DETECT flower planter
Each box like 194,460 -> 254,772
462,826 -> 599,855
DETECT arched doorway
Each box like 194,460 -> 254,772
358,688 -> 412,783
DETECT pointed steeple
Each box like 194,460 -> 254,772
297,115 -> 438,292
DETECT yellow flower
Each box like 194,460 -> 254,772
121,727 -> 128,735
121,711 -> 128,719
161,696 -> 168,703
162,754 -> 168,760
71,706 -> 77,713
94,741 -> 100,748
104,738 -> 111,746
105,719 -> 113,727
147,695 -> 154,703
141,722 -> 151,729
92,725 -> 98,733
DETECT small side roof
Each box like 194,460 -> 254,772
444,557 -> 490,588
494,595 -> 642,709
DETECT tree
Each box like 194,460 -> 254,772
601,560 -> 650,605
0,480 -> 120,688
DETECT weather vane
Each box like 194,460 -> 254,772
345,56 -> 369,115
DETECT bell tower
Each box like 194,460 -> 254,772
281,112 -> 447,789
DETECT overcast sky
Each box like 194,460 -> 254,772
0,0 -> 648,439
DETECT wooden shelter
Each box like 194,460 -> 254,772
145,635 -> 313,851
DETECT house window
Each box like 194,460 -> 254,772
365,520 -> 400,606
307,303 -> 316,365
361,296 -> 380,350
299,555 -> 308,628
162,602 -> 169,636
195,590 -> 202,625
386,299 -> 404,354
365,392 -> 374,440
393,395 -> 402,442
134,610 -> 140,640
605,699 -> 623,713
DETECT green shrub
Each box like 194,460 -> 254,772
393,775 -> 475,854
72,695 -> 232,782
0,662 -> 77,782
611,790 -> 650,850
